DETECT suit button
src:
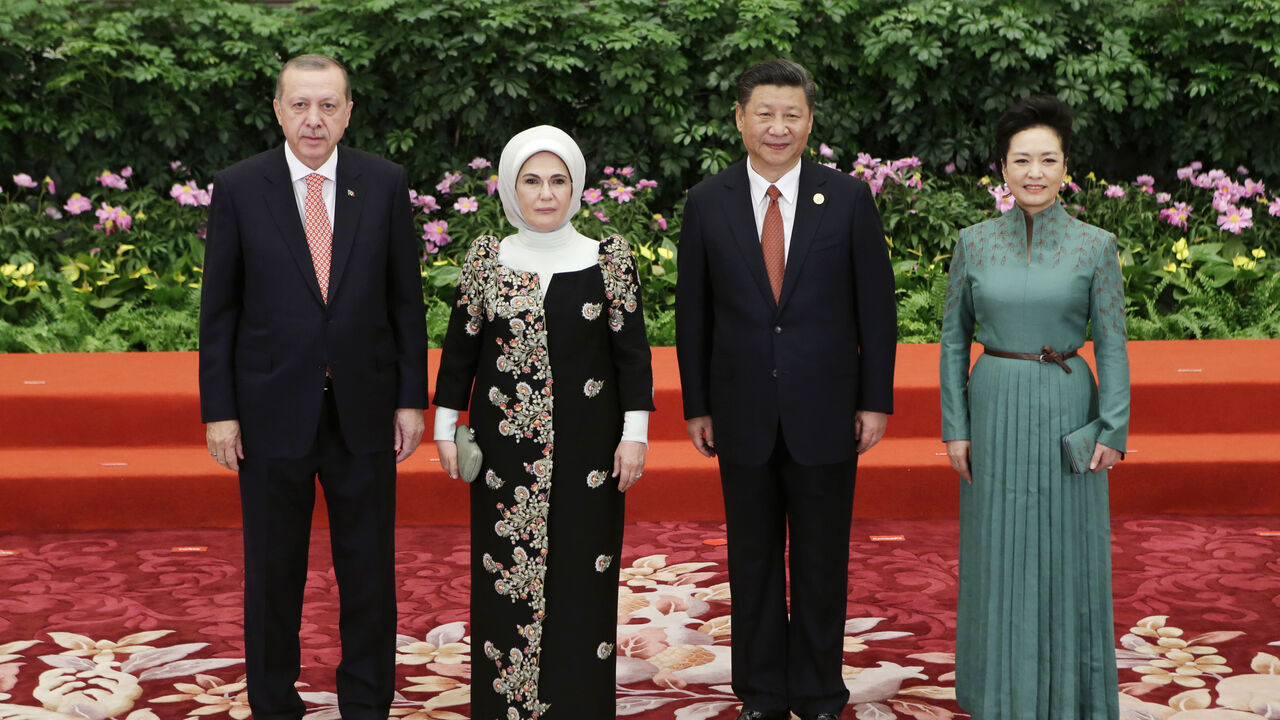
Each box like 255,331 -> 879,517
771,368 -> 779,378
774,325 -> 782,334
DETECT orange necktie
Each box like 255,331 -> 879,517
761,184 -> 785,302
303,173 -> 332,303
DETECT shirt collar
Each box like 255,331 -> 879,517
746,157 -> 802,206
283,143 -> 338,184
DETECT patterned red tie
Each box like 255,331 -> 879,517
761,184 -> 785,302
303,173 -> 332,303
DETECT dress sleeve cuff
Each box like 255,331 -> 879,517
621,410 -> 649,445
433,407 -> 460,442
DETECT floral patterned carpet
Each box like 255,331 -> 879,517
3,516 -> 1280,720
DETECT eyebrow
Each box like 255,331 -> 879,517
520,172 -> 570,179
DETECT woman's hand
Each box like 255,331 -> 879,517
613,440 -> 647,492
1090,441 -> 1122,473
947,440 -> 972,484
436,440 -> 459,480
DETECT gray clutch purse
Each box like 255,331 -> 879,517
454,424 -> 482,483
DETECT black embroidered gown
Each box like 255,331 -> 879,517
433,233 -> 654,719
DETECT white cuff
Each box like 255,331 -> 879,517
433,407 -> 460,442
621,410 -> 649,445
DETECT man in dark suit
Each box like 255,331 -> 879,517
676,59 -> 897,720
199,54 -> 427,720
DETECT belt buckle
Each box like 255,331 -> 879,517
1037,352 -> 1050,364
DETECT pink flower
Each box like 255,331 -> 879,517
619,166 -> 634,178
44,176 -> 55,194
855,152 -> 881,168
1134,174 -> 1155,187
1213,189 -> 1234,213
819,143 -> 835,159
593,210 -> 610,223
1176,165 -> 1196,180
97,170 -> 128,190
1067,181 -> 1081,194
171,182 -> 200,206
422,220 -> 450,250
1191,174 -> 1214,189
1190,161 -> 1203,170
468,157 -> 491,170
609,186 -> 635,203
582,188 -> 604,205
1156,192 -> 1172,203
1217,205 -> 1253,234
170,160 -> 185,171
486,175 -> 499,196
944,162 -> 957,174
988,184 -> 1015,213
435,171 -> 462,194
1104,185 -> 1127,199
12,173 -> 37,188
45,207 -> 63,219
64,193 -> 93,215
651,214 -> 668,231
603,166 -> 615,176
636,179 -> 658,190
93,203 -> 132,234
409,191 -> 440,212
453,196 -> 479,214
822,162 -> 838,169
1159,202 -> 1192,229
120,166 -> 133,178
1242,179 -> 1266,197
1237,165 -> 1249,175
195,186 -> 213,206
1270,197 -> 1280,217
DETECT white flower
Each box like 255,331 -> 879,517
596,642 -> 614,659
485,469 -> 503,489
586,470 -> 608,489
583,378 -> 603,397
594,555 -> 613,572
582,302 -> 602,320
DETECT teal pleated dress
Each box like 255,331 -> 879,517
940,201 -> 1130,719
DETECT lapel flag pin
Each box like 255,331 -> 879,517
813,192 -> 825,205
347,189 -> 355,197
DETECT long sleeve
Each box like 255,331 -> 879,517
198,170 -> 243,423
1089,235 -> 1130,451
603,234 -> 656,416
850,181 -> 898,414
939,235 -> 975,441
675,191 -> 713,419
432,236 -> 490,412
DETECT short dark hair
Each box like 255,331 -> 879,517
736,59 -> 815,110
276,54 -> 351,102
993,95 -> 1073,164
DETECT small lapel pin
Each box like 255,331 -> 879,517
347,189 -> 355,197
813,192 -> 825,205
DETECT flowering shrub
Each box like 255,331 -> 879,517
0,148 -> 1277,351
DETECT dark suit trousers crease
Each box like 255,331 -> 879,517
718,425 -> 856,716
239,386 -> 397,720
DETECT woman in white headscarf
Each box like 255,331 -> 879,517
433,125 -> 654,718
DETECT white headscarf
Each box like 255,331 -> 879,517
497,125 -> 589,246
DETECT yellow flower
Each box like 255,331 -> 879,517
135,211 -> 147,221
979,176 -> 990,186
116,244 -> 136,256
1163,262 -> 1178,273
0,264 -> 15,277
1086,171 -> 1097,181
637,244 -> 656,261
1252,247 -> 1267,259
1232,255 -> 1256,270
656,247 -> 674,260
1064,173 -> 1073,184
1172,237 -> 1189,261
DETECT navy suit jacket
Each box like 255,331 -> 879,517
676,158 -> 897,466
199,145 -> 428,458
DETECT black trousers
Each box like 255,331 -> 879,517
238,387 -> 397,720
718,425 -> 857,717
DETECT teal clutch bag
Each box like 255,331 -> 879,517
1062,418 -> 1103,474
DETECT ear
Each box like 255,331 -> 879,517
734,102 -> 745,131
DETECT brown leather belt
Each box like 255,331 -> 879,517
983,345 -> 1079,373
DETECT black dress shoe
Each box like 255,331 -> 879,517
802,714 -> 842,720
736,711 -> 787,720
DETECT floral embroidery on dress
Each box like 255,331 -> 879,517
581,302 -> 602,321
485,468 -> 504,489
594,554 -> 613,572
600,234 -> 640,332
596,642 -> 615,660
586,470 -> 608,489
583,378 -> 603,398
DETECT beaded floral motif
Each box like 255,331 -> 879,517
460,235 -> 554,717
600,234 -> 640,332
583,378 -> 603,398
586,470 -> 608,489
594,554 -> 613,572
581,302 -> 602,321
596,642 -> 615,660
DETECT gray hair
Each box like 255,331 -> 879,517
275,54 -> 351,102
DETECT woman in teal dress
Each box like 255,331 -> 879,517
940,96 -> 1131,719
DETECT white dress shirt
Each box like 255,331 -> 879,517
283,143 -> 337,228
746,157 -> 802,260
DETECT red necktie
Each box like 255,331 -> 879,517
761,184 -> 785,302
303,173 -> 332,303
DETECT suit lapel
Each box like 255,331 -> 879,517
327,147 -> 363,304
263,148 -> 326,307
719,162 -> 777,309
778,160 -> 828,310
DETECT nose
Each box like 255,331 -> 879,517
538,180 -> 554,199
304,105 -> 323,127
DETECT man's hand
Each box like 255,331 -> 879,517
394,408 -> 425,463
686,416 -> 716,458
613,440 -> 647,492
206,420 -> 243,471
855,410 -> 888,454
946,439 -> 972,483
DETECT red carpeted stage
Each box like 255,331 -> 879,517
2,340 -> 1279,719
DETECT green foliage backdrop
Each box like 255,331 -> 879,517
3,0 -> 1280,197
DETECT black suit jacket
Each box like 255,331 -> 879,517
676,158 -> 897,466
199,146 -> 428,458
